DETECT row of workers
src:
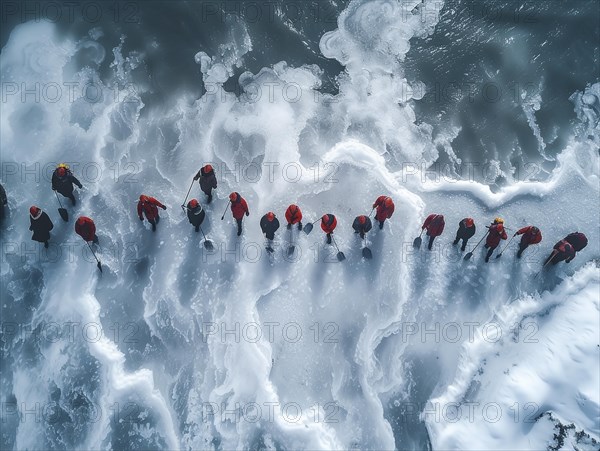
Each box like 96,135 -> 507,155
25,164 -> 588,267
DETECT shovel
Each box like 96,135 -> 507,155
54,191 -> 68,222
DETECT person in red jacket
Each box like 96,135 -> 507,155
484,217 -> 507,262
422,214 -> 445,250
75,216 -> 98,244
545,239 -> 576,265
373,196 -> 395,229
229,192 -> 249,236
321,214 -> 337,244
515,226 -> 542,258
564,232 -> 588,253
137,195 -> 167,231
193,164 -> 217,204
285,204 -> 303,231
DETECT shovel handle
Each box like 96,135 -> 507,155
535,250 -> 558,278
498,234 -> 517,255
199,225 -> 208,241
471,230 -> 490,253
331,235 -> 341,252
54,190 -> 64,208
86,242 -> 102,272
182,179 -> 195,207
221,200 -> 231,220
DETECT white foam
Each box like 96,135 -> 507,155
2,5 -> 599,450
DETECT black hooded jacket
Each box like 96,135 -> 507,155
30,211 -> 54,242
52,169 -> 82,196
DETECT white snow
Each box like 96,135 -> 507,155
1,2 -> 599,450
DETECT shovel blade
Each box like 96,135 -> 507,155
203,240 -> 214,251
58,208 -> 69,222
362,247 -> 373,259
97,261 -> 103,273
287,245 -> 295,256
495,253 -> 503,259
413,236 -> 422,249
266,246 -> 275,254
463,252 -> 473,261
337,251 -> 346,262
303,223 -> 313,235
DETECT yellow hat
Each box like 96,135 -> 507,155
57,163 -> 69,169
494,217 -> 504,224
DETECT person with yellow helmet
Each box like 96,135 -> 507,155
52,163 -> 82,205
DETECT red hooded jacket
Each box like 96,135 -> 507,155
373,196 -> 395,222
137,196 -> 166,222
516,226 -> 542,245
554,240 -> 576,262
486,223 -> 508,248
321,214 -> 337,234
75,217 -> 96,242
564,232 -> 588,252
230,193 -> 249,220
422,214 -> 445,237
285,204 -> 303,225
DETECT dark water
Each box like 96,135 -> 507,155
2,0 -> 596,180
404,0 -> 599,181
1,1 -> 347,102
1,2 -> 598,449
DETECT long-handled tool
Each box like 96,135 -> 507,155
220,200 -> 231,220
288,227 -> 296,256
331,235 -> 346,262
54,190 -> 68,222
181,179 -> 195,210
199,226 -> 214,250
413,229 -> 424,249
496,233 -> 517,259
464,230 -> 490,261
303,218 -> 321,235
361,235 -> 372,259
86,242 -> 102,273
534,250 -> 557,279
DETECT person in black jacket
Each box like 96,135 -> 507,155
0,184 -> 7,221
260,212 -> 280,241
51,164 -> 82,205
352,215 -> 372,239
186,199 -> 206,232
29,206 -> 53,248
193,164 -> 217,204
452,217 -> 476,251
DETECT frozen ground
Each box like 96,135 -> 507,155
1,1 -> 599,449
